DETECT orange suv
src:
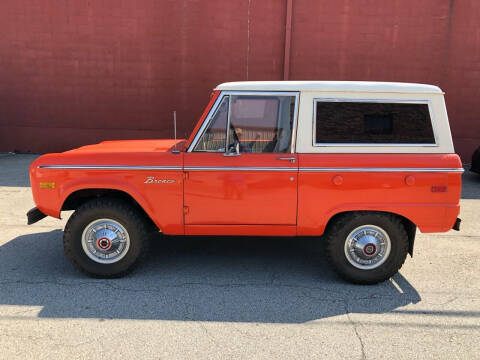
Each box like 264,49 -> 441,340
27,81 -> 463,284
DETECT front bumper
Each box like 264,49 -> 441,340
27,207 -> 47,225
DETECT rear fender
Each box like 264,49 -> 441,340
321,204 -> 446,234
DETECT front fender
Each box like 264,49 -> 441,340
60,176 -> 156,223
30,165 -> 184,234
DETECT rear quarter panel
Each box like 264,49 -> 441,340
297,154 -> 462,235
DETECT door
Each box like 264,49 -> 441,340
184,92 -> 299,229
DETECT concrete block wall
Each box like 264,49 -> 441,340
0,0 -> 478,161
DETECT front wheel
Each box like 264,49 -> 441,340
325,212 -> 409,284
63,198 -> 151,278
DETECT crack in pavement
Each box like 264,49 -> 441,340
345,301 -> 367,360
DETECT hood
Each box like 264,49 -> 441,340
63,139 -> 186,154
32,139 -> 186,168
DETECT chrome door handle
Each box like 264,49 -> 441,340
277,157 -> 296,163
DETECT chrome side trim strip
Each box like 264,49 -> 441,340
299,167 -> 464,173
38,165 -> 465,173
187,166 -> 463,173
184,166 -> 297,172
38,165 -> 182,171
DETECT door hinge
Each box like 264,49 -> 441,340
183,206 -> 189,215
183,171 -> 189,180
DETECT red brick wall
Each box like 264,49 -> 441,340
0,0 -> 479,161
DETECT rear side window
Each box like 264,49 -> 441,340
314,100 -> 436,145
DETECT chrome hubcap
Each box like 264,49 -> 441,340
344,225 -> 391,270
81,219 -> 130,264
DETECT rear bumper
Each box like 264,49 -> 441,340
27,207 -> 47,225
452,217 -> 461,231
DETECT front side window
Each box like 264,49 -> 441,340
194,96 -> 229,152
227,95 -> 295,153
194,94 -> 297,153
314,100 -> 436,145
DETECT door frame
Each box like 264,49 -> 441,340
183,91 -> 301,235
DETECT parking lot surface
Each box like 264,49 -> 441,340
0,154 -> 479,359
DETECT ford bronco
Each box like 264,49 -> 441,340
27,81 -> 463,284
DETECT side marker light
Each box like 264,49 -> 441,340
431,185 -> 447,192
39,182 -> 56,189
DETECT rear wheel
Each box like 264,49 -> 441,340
325,212 -> 409,284
63,198 -> 151,278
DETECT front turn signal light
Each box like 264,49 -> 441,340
39,182 -> 56,189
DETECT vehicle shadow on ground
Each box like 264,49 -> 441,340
0,229 -> 426,323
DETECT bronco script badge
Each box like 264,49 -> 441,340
144,176 -> 175,184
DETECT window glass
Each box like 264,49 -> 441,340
194,96 -> 229,152
315,101 -> 435,144
227,95 -> 296,153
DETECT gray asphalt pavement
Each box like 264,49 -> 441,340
0,154 -> 479,359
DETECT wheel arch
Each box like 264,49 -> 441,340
324,210 -> 416,257
61,188 -> 160,232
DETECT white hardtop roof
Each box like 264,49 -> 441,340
216,81 -> 443,94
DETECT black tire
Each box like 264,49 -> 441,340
63,197 -> 151,278
325,212 -> 409,285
